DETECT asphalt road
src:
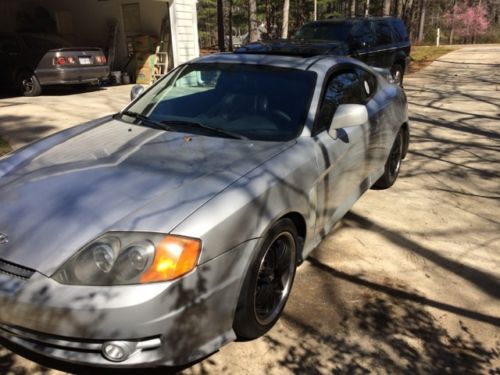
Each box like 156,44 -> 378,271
0,44 -> 499,374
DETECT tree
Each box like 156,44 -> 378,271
444,3 -> 490,43
282,0 -> 290,37
248,0 -> 259,42
382,0 -> 391,16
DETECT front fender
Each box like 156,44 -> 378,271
171,139 -> 319,264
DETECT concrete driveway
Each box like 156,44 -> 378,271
0,45 -> 499,374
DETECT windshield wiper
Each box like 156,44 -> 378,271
161,119 -> 247,140
115,111 -> 173,131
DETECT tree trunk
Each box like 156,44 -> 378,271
417,0 -> 426,44
382,0 -> 391,16
365,0 -> 370,17
228,0 -> 233,50
248,0 -> 258,42
350,0 -> 357,17
396,0 -> 403,18
281,0 -> 290,38
449,0 -> 456,45
217,0 -> 225,51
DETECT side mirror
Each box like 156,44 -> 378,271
130,85 -> 145,101
329,104 -> 368,133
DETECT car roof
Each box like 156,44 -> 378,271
189,52 -> 363,74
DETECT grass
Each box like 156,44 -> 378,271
0,137 -> 11,157
409,45 -> 460,74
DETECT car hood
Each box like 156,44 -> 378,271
0,119 -> 292,275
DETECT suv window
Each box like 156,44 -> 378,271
390,19 -> 409,42
349,21 -> 375,47
316,70 -> 366,133
0,35 -> 20,54
373,21 -> 394,46
293,22 -> 352,42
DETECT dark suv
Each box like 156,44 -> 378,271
293,17 -> 411,84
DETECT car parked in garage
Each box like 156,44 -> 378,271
293,17 -> 411,84
0,50 -> 409,369
0,33 -> 109,96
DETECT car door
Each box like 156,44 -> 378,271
0,34 -> 21,87
312,68 -> 371,235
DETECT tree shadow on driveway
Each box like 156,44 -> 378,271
264,257 -> 499,374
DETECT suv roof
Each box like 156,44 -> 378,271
234,39 -> 348,58
319,16 -> 404,23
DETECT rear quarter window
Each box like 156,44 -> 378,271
391,19 -> 409,43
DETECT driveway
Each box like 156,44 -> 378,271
0,85 -> 133,149
0,45 -> 499,374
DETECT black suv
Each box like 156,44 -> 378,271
293,17 -> 411,84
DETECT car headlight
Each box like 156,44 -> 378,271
53,232 -> 201,285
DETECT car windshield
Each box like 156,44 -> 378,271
293,22 -> 351,42
126,63 -> 316,141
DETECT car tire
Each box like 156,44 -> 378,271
233,218 -> 298,340
17,71 -> 42,97
391,63 -> 404,86
373,129 -> 404,189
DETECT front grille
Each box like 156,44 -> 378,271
0,259 -> 35,279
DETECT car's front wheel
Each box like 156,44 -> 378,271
373,129 -> 404,189
17,71 -> 42,97
233,218 -> 298,340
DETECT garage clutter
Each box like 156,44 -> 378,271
133,35 -> 160,85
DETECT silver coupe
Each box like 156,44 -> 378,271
0,51 -> 409,369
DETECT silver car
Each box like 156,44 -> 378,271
0,52 -> 409,369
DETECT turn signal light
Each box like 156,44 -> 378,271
140,236 -> 201,283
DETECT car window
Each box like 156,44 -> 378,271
293,22 -> 352,42
315,70 -> 365,133
349,21 -> 375,46
374,21 -> 394,46
391,19 -> 409,43
127,63 -> 317,142
0,35 -> 20,54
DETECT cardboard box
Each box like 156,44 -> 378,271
136,67 -> 153,84
135,53 -> 157,71
133,35 -> 159,53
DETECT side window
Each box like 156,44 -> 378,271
0,36 -> 20,54
350,21 -> 375,47
356,68 -> 377,102
391,20 -> 409,43
315,70 -> 364,133
374,21 -> 394,46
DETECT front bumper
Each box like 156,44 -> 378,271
0,239 -> 258,368
35,66 -> 110,86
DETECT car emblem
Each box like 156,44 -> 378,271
0,233 -> 8,245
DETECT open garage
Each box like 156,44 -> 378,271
0,0 -> 200,90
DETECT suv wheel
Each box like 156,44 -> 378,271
391,64 -> 404,86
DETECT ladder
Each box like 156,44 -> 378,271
154,12 -> 172,82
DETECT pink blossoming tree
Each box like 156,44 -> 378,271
444,3 -> 490,44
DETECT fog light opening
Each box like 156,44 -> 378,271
102,341 -> 137,362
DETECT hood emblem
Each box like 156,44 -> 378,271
0,233 -> 8,245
